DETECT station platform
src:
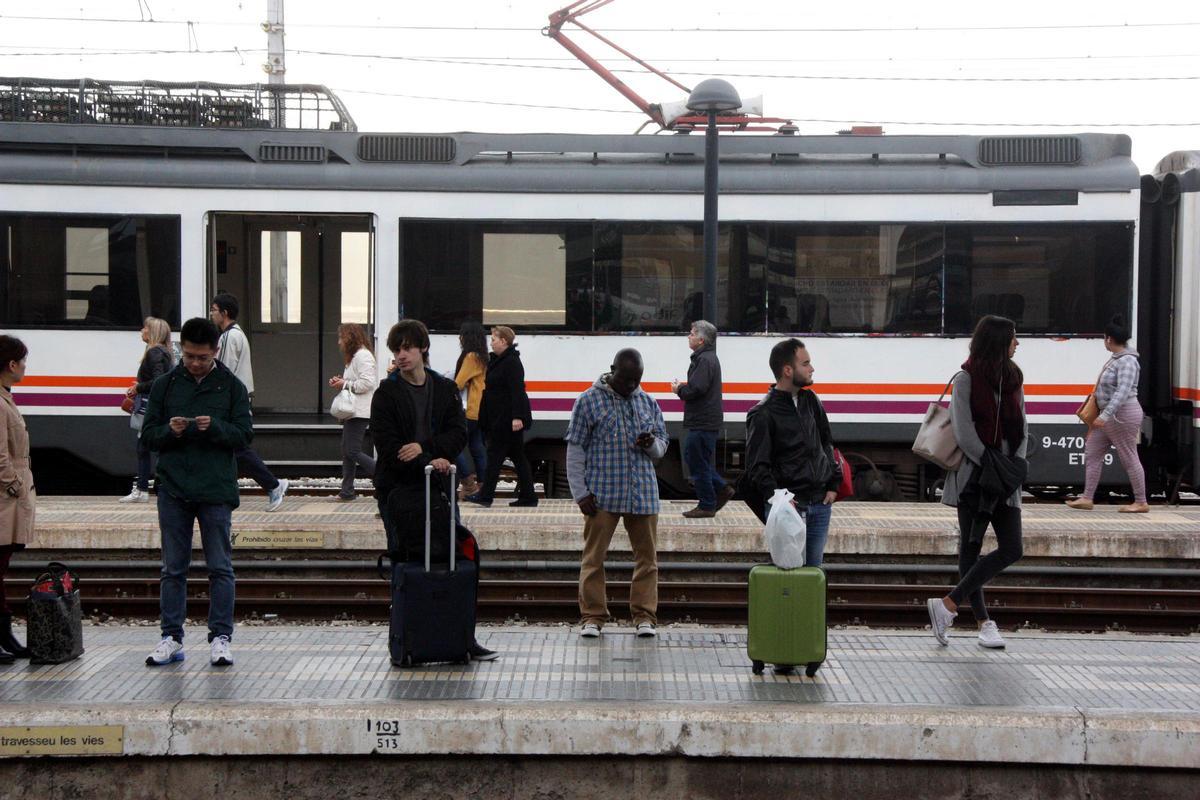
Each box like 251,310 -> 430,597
0,624 -> 1196,776
24,496 -> 1200,562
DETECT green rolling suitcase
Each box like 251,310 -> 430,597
747,565 -> 827,677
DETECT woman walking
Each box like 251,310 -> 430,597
329,323 -> 378,501
120,317 -> 174,504
1066,316 -> 1148,513
927,315 -> 1028,650
453,322 -> 489,497
0,335 -> 35,661
464,326 -> 537,508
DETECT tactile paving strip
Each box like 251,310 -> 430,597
1,626 -> 1197,710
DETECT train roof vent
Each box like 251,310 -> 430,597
358,134 -> 456,163
259,143 -> 327,163
979,136 -> 1080,166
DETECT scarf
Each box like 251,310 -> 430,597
961,358 -> 1024,452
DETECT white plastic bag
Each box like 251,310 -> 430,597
330,386 -> 356,421
763,488 -> 806,569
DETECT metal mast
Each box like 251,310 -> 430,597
264,0 -> 286,128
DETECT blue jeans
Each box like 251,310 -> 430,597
683,429 -> 726,510
135,432 -> 154,492
454,419 -> 487,480
157,491 -> 235,642
802,501 -> 833,567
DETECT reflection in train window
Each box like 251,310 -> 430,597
944,223 -> 1133,334
0,214 -> 181,328
340,231 -> 372,324
482,233 -> 566,326
259,230 -> 302,324
766,224 -> 944,334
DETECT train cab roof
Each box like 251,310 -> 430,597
1153,151 -> 1200,192
0,124 -> 1140,195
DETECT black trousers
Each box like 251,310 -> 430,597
949,503 -> 1024,622
478,429 -> 536,502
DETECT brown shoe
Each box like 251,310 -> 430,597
714,485 -> 736,512
1118,502 -> 1150,513
682,506 -> 716,519
1065,498 -> 1094,510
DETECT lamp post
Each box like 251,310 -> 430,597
686,79 -> 741,325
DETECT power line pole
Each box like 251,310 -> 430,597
263,0 -> 286,128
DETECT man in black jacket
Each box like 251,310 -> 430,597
671,320 -> 734,518
370,319 -> 497,661
744,338 -> 842,567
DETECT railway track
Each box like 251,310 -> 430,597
5,569 -> 1197,634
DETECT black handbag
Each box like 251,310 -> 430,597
27,562 -> 84,664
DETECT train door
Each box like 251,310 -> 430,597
208,213 -> 373,414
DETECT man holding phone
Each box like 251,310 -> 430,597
140,317 -> 253,668
565,348 -> 668,639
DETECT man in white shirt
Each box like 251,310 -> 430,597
210,293 -> 288,511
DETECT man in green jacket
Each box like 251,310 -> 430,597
141,317 -> 253,667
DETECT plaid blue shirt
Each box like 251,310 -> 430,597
564,380 -> 667,515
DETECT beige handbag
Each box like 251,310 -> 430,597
912,373 -> 964,470
1075,360 -> 1111,427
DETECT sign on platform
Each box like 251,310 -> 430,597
0,725 -> 124,756
233,530 -> 326,548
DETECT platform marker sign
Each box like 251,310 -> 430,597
232,530 -> 325,548
0,725 -> 124,756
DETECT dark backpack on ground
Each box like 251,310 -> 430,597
27,562 -> 84,664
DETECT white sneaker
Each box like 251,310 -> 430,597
266,479 -> 289,512
210,635 -> 234,666
635,622 -> 657,638
579,623 -> 601,639
978,620 -> 1006,650
119,487 -> 148,504
926,598 -> 956,646
145,637 -> 184,665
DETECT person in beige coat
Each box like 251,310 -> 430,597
0,335 -> 34,661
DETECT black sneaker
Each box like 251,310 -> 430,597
463,494 -> 492,508
468,642 -> 499,662
509,498 -> 539,508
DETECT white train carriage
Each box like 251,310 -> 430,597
0,119 -> 1157,497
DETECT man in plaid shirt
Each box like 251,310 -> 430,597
565,349 -> 668,639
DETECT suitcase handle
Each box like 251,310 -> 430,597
424,464 -> 457,572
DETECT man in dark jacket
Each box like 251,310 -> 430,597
141,317 -> 252,668
370,319 -> 497,662
744,338 -> 842,567
465,325 -> 537,508
671,320 -> 734,518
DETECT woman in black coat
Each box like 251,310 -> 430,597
120,317 -> 174,503
465,325 -> 537,508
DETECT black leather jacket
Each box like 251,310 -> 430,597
744,388 -> 841,509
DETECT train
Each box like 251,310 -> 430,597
0,84 -> 1196,499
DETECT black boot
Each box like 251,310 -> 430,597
0,612 -> 29,659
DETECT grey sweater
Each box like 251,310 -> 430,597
940,371 -> 1029,509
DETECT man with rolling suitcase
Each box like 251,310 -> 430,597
371,319 -> 498,662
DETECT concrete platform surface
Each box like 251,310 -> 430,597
23,497 -> 1200,560
1,625 -> 1196,768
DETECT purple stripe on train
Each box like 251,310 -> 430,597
528,398 -> 1083,416
13,393 -> 124,407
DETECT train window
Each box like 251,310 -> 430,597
765,224 -> 944,334
0,214 -> 181,328
400,221 -> 591,332
943,223 -> 1134,334
593,222 -> 756,332
340,231 -> 371,324
259,231 -> 302,324
482,233 -> 566,326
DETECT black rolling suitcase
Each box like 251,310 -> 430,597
380,465 -> 476,666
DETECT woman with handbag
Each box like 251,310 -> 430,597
0,335 -> 34,661
1066,315 -> 1148,513
452,322 -> 489,498
329,323 -> 378,501
926,315 -> 1028,651
119,317 -> 174,504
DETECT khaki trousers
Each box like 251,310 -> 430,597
578,510 -> 658,626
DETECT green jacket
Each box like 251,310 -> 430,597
142,361 -> 253,508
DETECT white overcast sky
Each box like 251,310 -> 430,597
2,0 -> 1198,171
